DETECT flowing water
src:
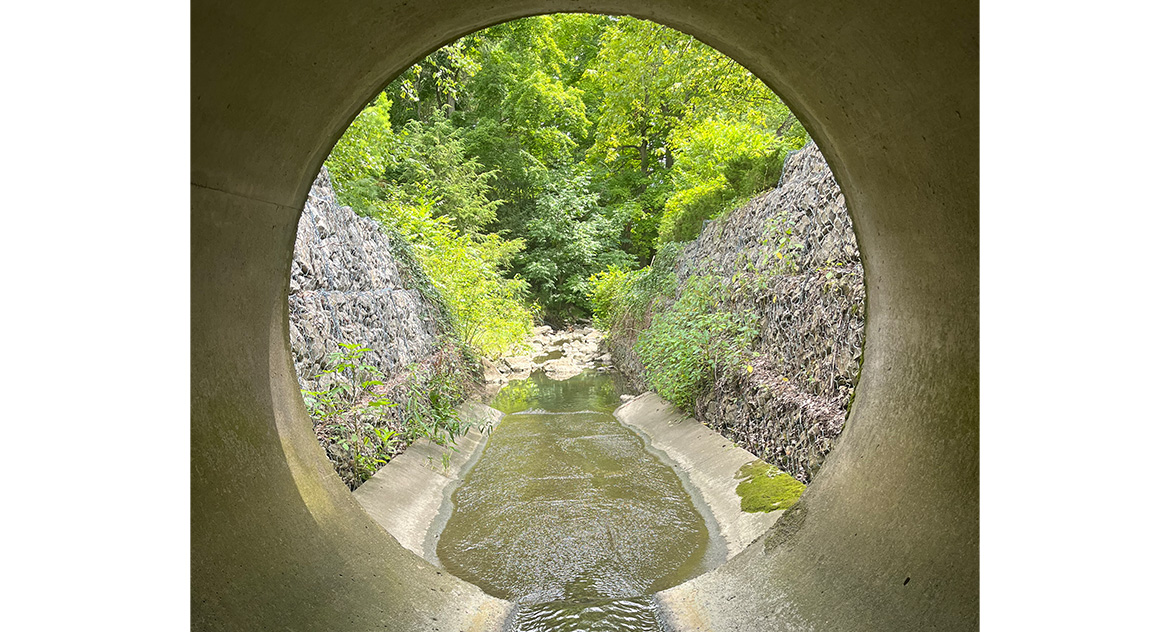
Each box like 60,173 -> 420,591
436,369 -> 716,631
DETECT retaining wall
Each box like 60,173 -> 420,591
609,141 -> 865,482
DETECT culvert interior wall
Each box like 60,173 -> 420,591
191,1 -> 978,630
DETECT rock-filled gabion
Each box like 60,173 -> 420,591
612,141 -> 865,483
288,168 -> 475,488
288,167 -> 447,393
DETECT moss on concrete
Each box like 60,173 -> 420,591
734,459 -> 806,513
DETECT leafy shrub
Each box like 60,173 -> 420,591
386,118 -> 502,232
301,340 -> 485,488
326,93 -> 395,188
300,342 -> 403,486
724,147 -> 785,198
633,275 -> 759,410
621,242 -> 682,317
410,217 -> 535,358
587,241 -> 682,332
657,179 -> 730,244
656,115 -> 809,245
585,265 -> 632,330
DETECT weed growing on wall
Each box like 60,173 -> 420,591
633,275 -> 759,410
301,340 -> 485,488
301,342 -> 403,485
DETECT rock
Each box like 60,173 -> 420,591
326,443 -> 347,461
482,326 -> 621,384
287,167 -> 448,393
542,358 -> 584,381
482,358 -> 506,383
502,356 -> 535,373
505,369 -> 532,382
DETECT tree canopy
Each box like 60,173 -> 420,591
323,13 -> 808,337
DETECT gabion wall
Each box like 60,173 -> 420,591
615,141 -> 865,483
288,168 -> 447,393
289,168 -> 472,487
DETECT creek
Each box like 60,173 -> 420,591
436,369 -> 719,631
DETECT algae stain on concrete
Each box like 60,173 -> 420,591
734,459 -> 806,513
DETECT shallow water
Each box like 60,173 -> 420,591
437,370 -> 710,632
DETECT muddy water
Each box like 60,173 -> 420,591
436,370 -> 713,631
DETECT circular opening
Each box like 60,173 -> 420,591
285,12 -> 864,622
192,1 -> 977,629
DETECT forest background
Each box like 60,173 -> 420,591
325,14 -> 809,357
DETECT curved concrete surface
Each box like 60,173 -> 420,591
615,393 -> 785,558
352,402 -> 504,567
192,1 -> 977,630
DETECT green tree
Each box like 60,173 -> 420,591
324,13 -> 808,328
385,118 -> 501,232
457,16 -> 592,218
582,17 -> 807,251
384,36 -> 483,124
323,93 -> 535,358
325,92 -> 396,216
514,168 -> 634,324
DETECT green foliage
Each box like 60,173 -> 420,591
458,16 -> 592,210
578,17 -> 807,255
326,15 -> 811,325
384,36 -> 482,124
300,342 -> 402,486
657,112 -> 808,245
415,225 -> 535,358
324,13 -> 810,334
724,146 -> 787,197
399,362 -> 467,449
633,275 -> 759,410
387,119 -> 502,232
323,91 -> 534,358
585,265 -> 632,331
658,179 -> 730,244
734,460 -> 806,513
513,168 -> 634,325
587,240 -> 684,334
301,341 -> 487,487
625,243 -> 683,315
326,93 -> 395,185
758,213 -> 804,276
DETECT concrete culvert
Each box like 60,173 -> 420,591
192,1 -> 977,630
